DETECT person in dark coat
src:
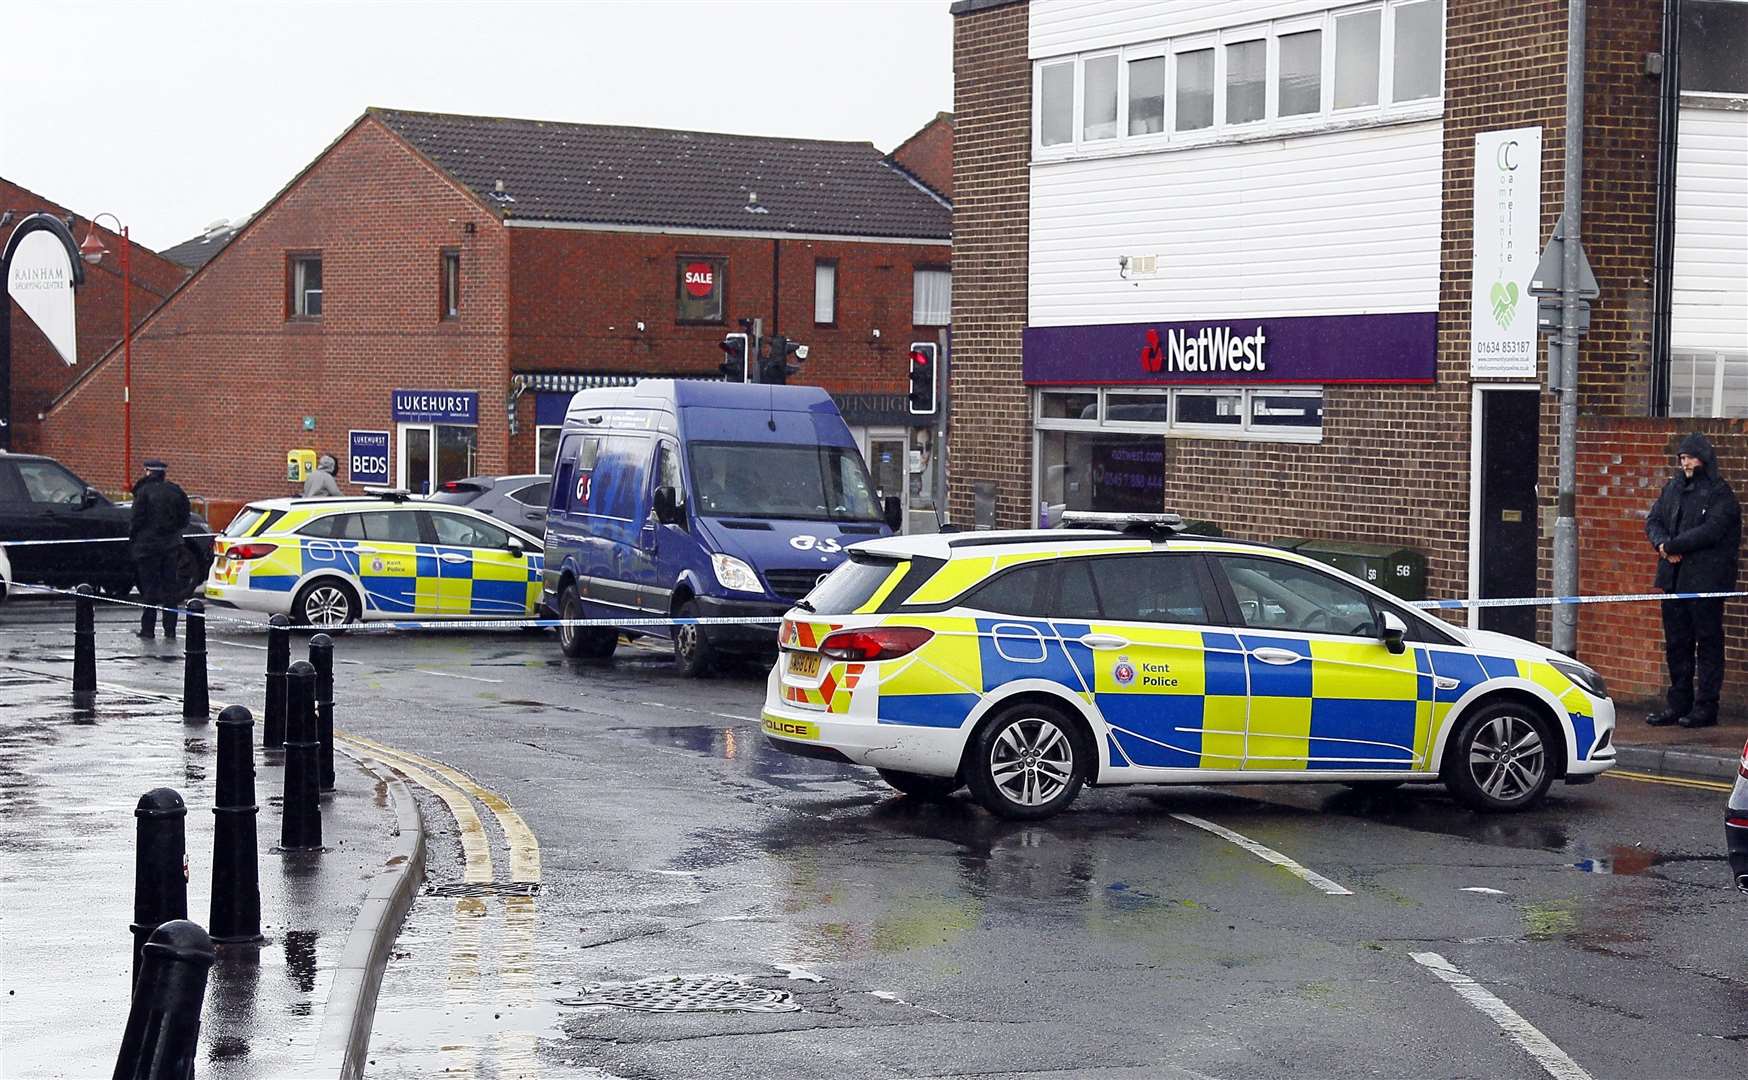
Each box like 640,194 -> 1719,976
130,459 -> 192,639
1645,432 -> 1741,728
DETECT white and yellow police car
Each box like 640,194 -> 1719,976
762,514 -> 1616,820
205,493 -> 543,627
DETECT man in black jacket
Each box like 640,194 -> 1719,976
1645,432 -> 1741,728
130,459 -> 191,639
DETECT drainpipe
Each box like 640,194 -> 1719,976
1552,0 -> 1586,657
1649,0 -> 1682,416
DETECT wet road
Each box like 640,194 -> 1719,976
5,600 -> 1746,1078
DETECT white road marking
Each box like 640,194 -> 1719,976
414,668 -> 503,684
1410,952 -> 1594,1080
711,712 -> 760,723
217,639 -> 269,651
1170,813 -> 1353,896
1461,887 -> 1508,895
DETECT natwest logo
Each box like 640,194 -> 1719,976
1138,324 -> 1268,374
683,262 -> 716,298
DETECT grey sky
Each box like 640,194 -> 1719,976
1,0 -> 952,251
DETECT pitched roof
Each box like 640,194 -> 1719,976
371,107 -> 951,241
159,219 -> 247,270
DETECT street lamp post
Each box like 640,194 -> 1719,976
79,214 -> 132,489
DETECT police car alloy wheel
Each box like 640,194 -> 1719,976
965,703 -> 1088,820
1445,702 -> 1554,813
295,580 -> 357,628
876,768 -> 963,801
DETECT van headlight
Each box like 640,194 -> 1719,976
711,554 -> 763,594
1550,658 -> 1608,700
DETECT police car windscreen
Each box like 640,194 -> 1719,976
688,442 -> 883,522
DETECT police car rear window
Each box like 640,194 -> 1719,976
223,507 -> 268,537
805,555 -> 903,615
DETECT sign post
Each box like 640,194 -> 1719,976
1,213 -> 87,451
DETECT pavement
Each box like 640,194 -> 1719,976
0,623 -> 422,1080
1606,697 -> 1748,781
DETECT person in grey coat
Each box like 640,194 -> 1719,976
302,454 -> 343,498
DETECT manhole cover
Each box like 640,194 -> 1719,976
560,976 -> 801,1013
425,881 -> 539,898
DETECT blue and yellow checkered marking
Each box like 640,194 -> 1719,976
227,532 -> 542,618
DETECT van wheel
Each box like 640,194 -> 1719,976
1443,703 -> 1555,813
557,585 -> 616,659
673,599 -> 716,677
964,702 -> 1087,820
876,768 -> 963,801
294,579 -> 358,628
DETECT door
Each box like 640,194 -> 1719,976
349,509 -> 427,616
866,433 -> 907,532
427,510 -> 533,616
1478,389 -> 1540,639
399,424 -> 433,495
1213,554 -> 1422,773
646,440 -> 688,620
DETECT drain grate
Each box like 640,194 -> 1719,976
560,976 -> 801,1014
424,880 -> 540,898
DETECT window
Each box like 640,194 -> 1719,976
1225,39 -> 1266,124
357,511 -> 420,544
1083,54 -> 1120,140
440,249 -> 460,319
1278,29 -> 1323,116
15,460 -> 85,504
535,426 -> 563,474
1219,555 -> 1379,637
1175,48 -> 1215,131
1088,555 -> 1210,625
676,256 -> 725,323
1334,9 -> 1382,108
1174,390 -> 1245,428
510,480 -> 551,507
1040,61 -> 1074,146
431,512 -> 511,549
1681,0 -> 1748,94
807,555 -> 905,616
1248,392 -> 1326,429
656,442 -> 684,505
814,259 -> 837,325
290,254 -> 322,317
1056,561 -> 1102,620
913,268 -> 951,326
1127,56 -> 1166,134
1392,0 -> 1444,102
966,564 -> 1055,617
300,513 -> 364,540
688,441 -> 883,522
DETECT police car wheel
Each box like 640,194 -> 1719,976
674,599 -> 716,677
965,704 -> 1087,820
876,768 -> 963,801
294,579 -> 358,628
1444,703 -> 1555,813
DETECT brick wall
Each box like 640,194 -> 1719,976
2,178 -> 188,456
889,113 -> 955,200
34,118 -> 511,503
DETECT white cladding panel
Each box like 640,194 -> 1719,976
1029,120 -> 1442,326
1672,107 -> 1748,355
1030,0 -> 1335,58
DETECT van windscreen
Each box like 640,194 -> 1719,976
689,442 -> 883,522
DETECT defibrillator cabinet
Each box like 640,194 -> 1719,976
286,449 -> 316,484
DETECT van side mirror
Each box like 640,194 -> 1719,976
1378,609 -> 1407,654
653,486 -> 682,525
882,495 -> 903,532
80,487 -> 101,509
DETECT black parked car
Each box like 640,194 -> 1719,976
0,452 -> 213,598
426,473 -> 551,536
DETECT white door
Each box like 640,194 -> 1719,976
398,424 -> 434,494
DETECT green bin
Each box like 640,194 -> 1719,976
1179,518 -> 1223,538
1293,539 -> 1427,601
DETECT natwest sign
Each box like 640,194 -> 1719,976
1024,313 -> 1435,386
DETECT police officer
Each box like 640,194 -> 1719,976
1646,432 -> 1741,728
130,458 -> 191,639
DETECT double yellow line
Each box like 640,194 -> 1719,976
1605,768 -> 1735,794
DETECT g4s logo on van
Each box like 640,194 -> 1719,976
788,535 -> 842,553
574,471 -> 592,505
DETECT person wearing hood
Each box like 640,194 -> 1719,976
302,454 -> 343,498
130,458 -> 192,639
1645,432 -> 1741,728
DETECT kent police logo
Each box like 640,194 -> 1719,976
371,557 -> 385,573
1113,660 -> 1136,686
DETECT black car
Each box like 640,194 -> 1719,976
1729,736 -> 1748,892
0,452 -> 213,598
426,473 -> 551,536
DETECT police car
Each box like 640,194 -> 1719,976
204,492 -> 543,626
761,514 -> 1616,820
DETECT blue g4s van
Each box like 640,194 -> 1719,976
541,380 -> 901,675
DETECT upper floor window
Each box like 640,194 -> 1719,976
814,259 -> 837,325
676,256 -> 726,324
289,254 -> 322,318
913,268 -> 951,326
1681,0 -> 1748,95
440,249 -> 460,320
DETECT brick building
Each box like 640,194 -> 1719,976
948,0 -> 1747,699
35,107 -> 952,524
2,177 -> 190,470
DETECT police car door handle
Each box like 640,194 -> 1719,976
1251,647 -> 1302,665
1078,633 -> 1129,651
438,552 -> 469,565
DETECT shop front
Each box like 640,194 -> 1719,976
392,389 -> 479,494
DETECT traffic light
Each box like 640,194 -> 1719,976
718,332 -> 749,382
908,342 -> 938,414
761,335 -> 807,385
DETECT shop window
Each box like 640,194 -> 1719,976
1392,0 -> 1444,103
1127,55 -> 1166,135
535,426 -> 563,474
1175,48 -> 1215,131
289,254 -> 322,318
1278,29 -> 1323,116
1225,39 -> 1266,125
1104,390 -> 1172,425
1173,390 -> 1245,428
913,268 -> 951,326
1040,61 -> 1074,146
1038,389 -> 1099,421
1681,0 -> 1748,94
1334,9 -> 1382,109
440,249 -> 460,319
1248,391 -> 1326,429
1038,430 -> 1166,524
1083,55 -> 1119,140
814,259 -> 837,325
676,256 -> 726,324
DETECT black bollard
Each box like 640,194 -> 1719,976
309,635 -> 336,792
263,614 -> 290,749
131,788 -> 188,991
209,705 -> 263,944
74,583 -> 97,708
280,661 -> 322,852
112,919 -> 215,1080
181,599 -> 209,723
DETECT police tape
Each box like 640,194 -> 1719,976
1409,589 -> 1748,610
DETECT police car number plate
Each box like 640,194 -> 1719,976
788,652 -> 822,678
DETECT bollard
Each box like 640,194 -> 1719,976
181,599 -> 209,723
112,919 -> 215,1080
209,705 -> 263,944
280,661 -> 322,852
263,614 -> 290,749
131,788 -> 188,991
309,634 -> 336,792
74,583 -> 97,708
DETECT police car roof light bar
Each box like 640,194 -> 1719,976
1057,511 -> 1188,537
361,486 -> 414,502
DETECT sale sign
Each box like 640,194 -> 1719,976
676,257 -> 724,322
683,262 -> 715,298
